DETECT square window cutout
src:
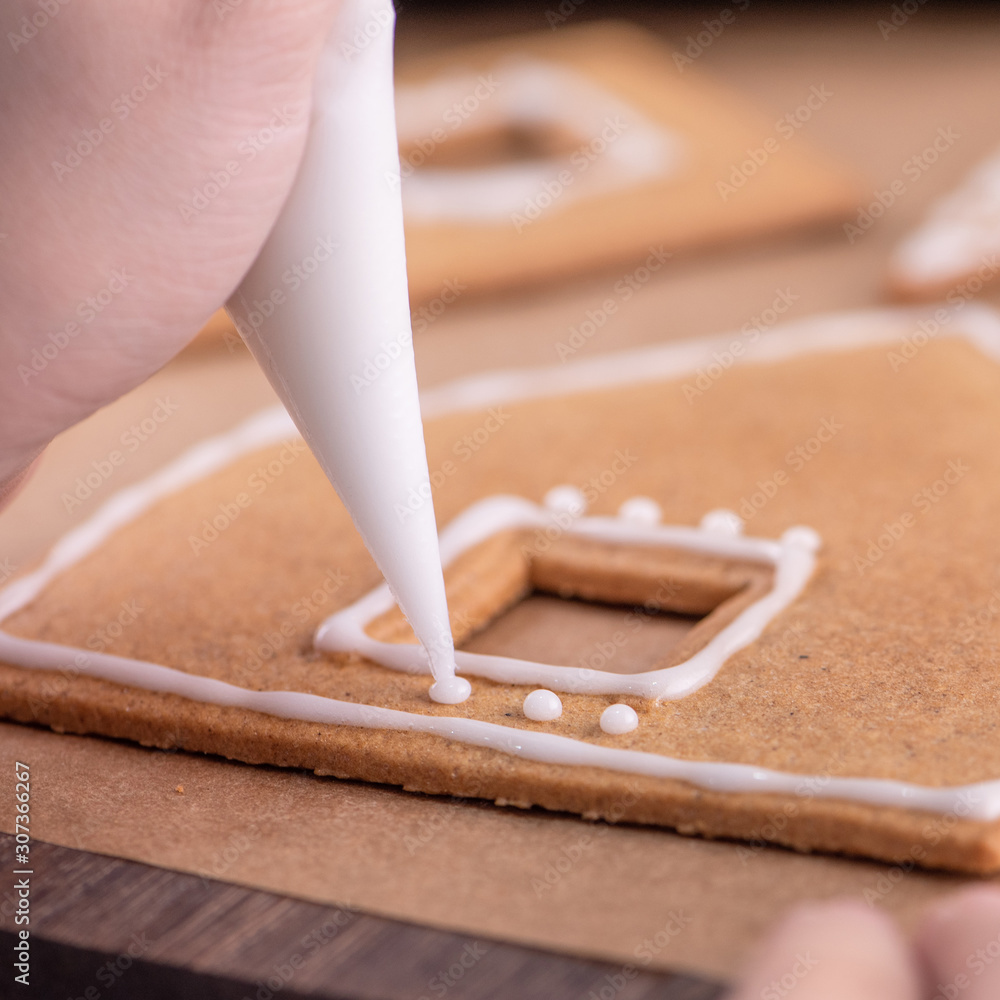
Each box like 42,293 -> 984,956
461,594 -> 705,677
316,489 -> 821,701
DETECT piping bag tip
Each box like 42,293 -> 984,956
429,675 -> 472,705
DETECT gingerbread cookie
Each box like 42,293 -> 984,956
888,143 -> 1000,300
3,306 -> 1000,872
395,20 -> 862,303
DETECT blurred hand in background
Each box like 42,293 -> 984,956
727,886 -> 1000,1000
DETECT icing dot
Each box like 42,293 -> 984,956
523,689 -> 562,722
429,676 -> 472,705
700,509 -> 743,535
600,703 -> 638,735
543,485 -> 586,516
618,497 -> 661,524
782,526 -> 822,552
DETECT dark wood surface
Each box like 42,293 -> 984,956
0,833 -> 724,1000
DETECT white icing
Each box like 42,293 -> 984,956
700,509 -> 743,536
4,305 -> 1000,818
395,59 -> 684,224
417,303 -> 1000,421
523,689 -> 562,722
617,496 -> 662,525
543,484 -> 587,516
890,145 -> 1000,286
600,704 -> 638,735
314,494 -> 821,701
5,628 -> 1000,817
224,0 -> 467,705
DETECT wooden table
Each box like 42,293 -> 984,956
1,833 -> 722,999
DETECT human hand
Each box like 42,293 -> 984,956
0,0 -> 340,492
727,886 -> 1000,1000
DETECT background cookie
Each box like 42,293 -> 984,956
397,21 -> 863,304
188,20 -> 863,352
888,143 -> 1000,301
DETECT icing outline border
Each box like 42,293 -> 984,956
2,304 -> 1000,818
314,493 -> 821,700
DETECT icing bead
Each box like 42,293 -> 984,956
523,689 -> 563,721
600,704 -> 638,735
618,497 -> 662,524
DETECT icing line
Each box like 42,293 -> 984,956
1,630 -> 998,818
314,493 -> 822,700
395,58 -> 684,224
3,305 -> 1000,817
890,144 -> 1000,285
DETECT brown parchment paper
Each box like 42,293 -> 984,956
1,6 -> 1000,984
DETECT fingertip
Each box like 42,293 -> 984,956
915,883 -> 1000,969
726,898 -> 919,1000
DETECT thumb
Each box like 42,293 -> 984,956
725,900 -> 921,1000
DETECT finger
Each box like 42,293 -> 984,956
915,885 -> 1000,1000
0,453 -> 42,514
0,0 -> 342,477
725,900 -> 920,1000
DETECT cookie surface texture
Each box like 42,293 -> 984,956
3,308 -> 1000,873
